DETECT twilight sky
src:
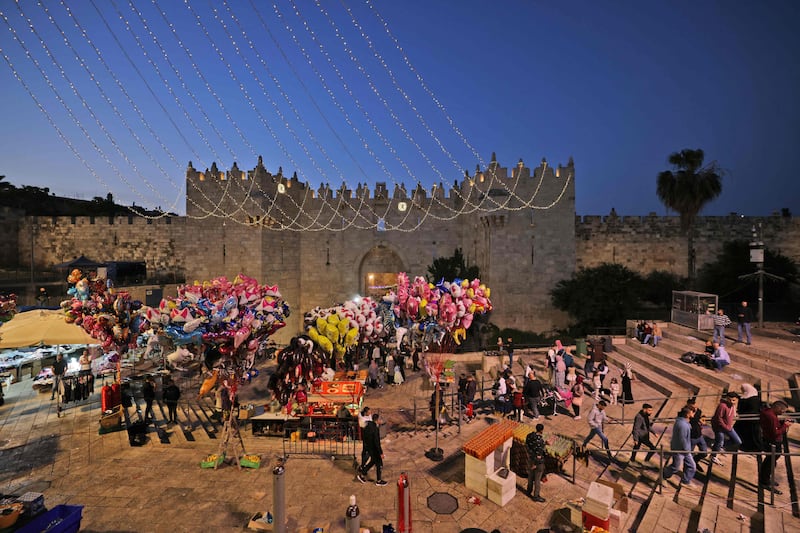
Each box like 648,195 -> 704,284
1,0 -> 798,217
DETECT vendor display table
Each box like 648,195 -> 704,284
509,423 -> 574,477
251,411 -> 291,437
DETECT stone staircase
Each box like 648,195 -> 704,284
123,395 -> 222,448
601,322 -> 800,532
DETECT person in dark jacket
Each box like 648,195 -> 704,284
162,379 -> 181,424
630,403 -> 657,462
758,400 -> 792,493
734,383 -> 763,452
357,413 -> 387,486
685,398 -> 708,471
523,370 -> 544,420
142,376 -> 156,421
736,301 -> 754,345
525,423 -> 547,502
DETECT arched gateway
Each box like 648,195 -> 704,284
358,245 -> 406,300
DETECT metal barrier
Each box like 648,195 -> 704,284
282,418 -> 359,466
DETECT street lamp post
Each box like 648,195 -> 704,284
749,224 -> 765,328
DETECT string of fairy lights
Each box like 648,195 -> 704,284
0,0 -> 573,231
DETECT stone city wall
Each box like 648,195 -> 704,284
3,156 -> 797,337
575,213 -> 800,276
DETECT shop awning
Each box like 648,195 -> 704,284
52,255 -> 104,270
0,310 -> 98,349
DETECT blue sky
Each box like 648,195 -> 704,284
1,0 -> 798,217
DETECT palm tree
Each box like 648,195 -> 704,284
656,149 -> 722,286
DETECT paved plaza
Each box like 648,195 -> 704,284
2,325 -> 800,532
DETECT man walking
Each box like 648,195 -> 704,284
736,301 -> 753,345
630,403 -> 658,463
162,378 -> 181,424
663,407 -> 696,486
506,337 -> 515,369
711,392 -> 741,465
713,309 -> 731,346
759,400 -> 792,494
582,401 -> 613,460
50,352 -> 66,401
685,398 -> 709,472
357,413 -> 387,486
523,370 -> 543,420
525,423 -> 547,502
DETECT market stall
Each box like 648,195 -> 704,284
509,423 -> 574,477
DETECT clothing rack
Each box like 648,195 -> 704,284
56,373 -> 96,417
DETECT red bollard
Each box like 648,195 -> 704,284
397,472 -> 411,532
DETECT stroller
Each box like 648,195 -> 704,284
538,384 -> 572,417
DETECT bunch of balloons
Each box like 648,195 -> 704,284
141,274 -> 289,392
304,297 -> 390,361
392,273 -> 492,345
0,293 -> 17,323
62,270 -> 145,353
268,334 -> 330,406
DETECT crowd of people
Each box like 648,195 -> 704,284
462,335 -> 795,504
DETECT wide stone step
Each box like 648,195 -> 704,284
665,323 -> 800,375
613,341 -> 721,394
659,329 -> 782,382
657,333 -> 794,399
696,501 -> 749,533
610,343 -> 723,418
636,492 -> 695,532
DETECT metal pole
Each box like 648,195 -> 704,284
769,444 -> 776,507
572,439 -> 576,485
758,261 -> 764,328
413,397 -> 417,434
272,459 -> 287,533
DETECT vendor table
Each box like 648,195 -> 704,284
251,411 -> 291,437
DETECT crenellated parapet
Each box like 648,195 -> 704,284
184,153 -> 576,229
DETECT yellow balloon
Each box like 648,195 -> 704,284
337,318 -> 349,335
345,327 -> 359,347
461,279 -> 469,288
485,287 -> 491,298
308,327 -> 320,344
316,317 -> 327,332
318,336 -> 333,354
469,304 -> 477,313
467,288 -> 475,298
325,324 -> 338,342
327,313 -> 339,325
453,327 -> 466,345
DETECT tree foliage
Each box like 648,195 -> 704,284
642,270 -> 687,308
696,240 -> 798,305
656,149 -> 722,285
551,263 -> 644,331
427,248 -> 480,282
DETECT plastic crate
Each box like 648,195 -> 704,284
200,453 -> 225,469
16,504 -> 83,533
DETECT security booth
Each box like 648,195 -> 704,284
671,291 -> 718,330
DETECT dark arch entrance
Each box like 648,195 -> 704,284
358,245 -> 405,299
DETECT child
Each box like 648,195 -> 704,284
592,371 -> 602,401
609,377 -> 620,405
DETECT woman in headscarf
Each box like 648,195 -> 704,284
570,375 -> 585,420
734,383 -> 762,451
621,363 -> 635,404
